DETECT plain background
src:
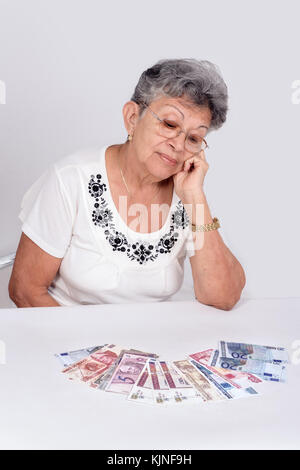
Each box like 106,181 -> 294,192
0,0 -> 300,307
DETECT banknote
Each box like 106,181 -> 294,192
127,361 -> 155,405
219,341 -> 289,364
148,360 -> 171,405
173,360 -> 225,402
160,361 -> 203,403
189,349 -> 262,386
190,360 -> 259,399
59,339 -> 288,406
93,349 -> 158,390
129,360 -> 202,405
210,350 -> 287,382
189,349 -> 215,365
62,345 -> 122,384
140,363 -> 153,389
105,353 -> 150,395
160,361 -> 191,389
55,345 -> 107,367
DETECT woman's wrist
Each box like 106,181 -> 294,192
180,189 -> 206,206
180,190 -> 214,227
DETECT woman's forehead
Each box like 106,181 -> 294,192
154,96 -> 210,118
152,96 -> 211,127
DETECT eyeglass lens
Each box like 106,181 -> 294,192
159,119 -> 207,151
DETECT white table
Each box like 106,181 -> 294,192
0,298 -> 299,450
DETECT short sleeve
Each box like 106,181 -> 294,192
18,164 -> 74,258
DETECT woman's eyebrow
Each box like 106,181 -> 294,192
163,104 -> 185,119
163,104 -> 209,129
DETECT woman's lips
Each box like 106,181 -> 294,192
158,152 -> 177,166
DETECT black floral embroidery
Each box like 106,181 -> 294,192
172,203 -> 189,230
92,201 -> 114,229
88,174 -> 107,198
128,242 -> 157,264
88,172 -> 189,265
104,229 -> 129,252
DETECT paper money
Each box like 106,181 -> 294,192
210,350 -> 287,382
58,339 -> 288,406
128,360 -> 203,405
160,361 -> 191,389
93,349 -> 158,391
219,341 -> 289,364
128,361 -> 155,405
148,360 -> 172,405
153,361 -> 174,404
189,349 -> 262,386
189,349 -> 215,365
173,360 -> 225,402
55,345 -> 107,367
190,360 -> 259,399
62,345 -> 122,384
160,361 -> 202,403
91,357 -> 120,390
105,353 -> 150,395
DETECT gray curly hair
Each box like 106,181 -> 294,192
130,58 -> 228,132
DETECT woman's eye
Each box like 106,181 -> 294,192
163,120 -> 176,128
189,135 -> 202,144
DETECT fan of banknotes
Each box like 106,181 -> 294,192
55,341 -> 289,406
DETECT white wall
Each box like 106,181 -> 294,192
1,0 -> 300,307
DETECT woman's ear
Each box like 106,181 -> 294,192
122,101 -> 140,136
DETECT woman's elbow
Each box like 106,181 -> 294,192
195,294 -> 241,311
195,277 -> 246,311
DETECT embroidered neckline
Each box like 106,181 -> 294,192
88,172 -> 189,265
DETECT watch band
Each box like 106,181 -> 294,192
191,217 -> 220,232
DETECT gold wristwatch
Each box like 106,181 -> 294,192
191,217 -> 220,232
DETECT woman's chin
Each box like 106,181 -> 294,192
151,166 -> 174,182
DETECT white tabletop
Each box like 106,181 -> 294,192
0,298 -> 299,450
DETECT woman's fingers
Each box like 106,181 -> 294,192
184,151 -> 207,171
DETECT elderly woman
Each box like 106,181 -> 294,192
9,58 -> 245,310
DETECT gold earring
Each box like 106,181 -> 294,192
127,132 -> 133,142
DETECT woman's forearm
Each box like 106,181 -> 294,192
182,191 -> 246,310
11,289 -> 61,308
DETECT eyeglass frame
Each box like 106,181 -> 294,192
139,101 -> 209,153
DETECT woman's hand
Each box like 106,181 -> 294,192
173,150 -> 209,202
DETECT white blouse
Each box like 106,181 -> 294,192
18,144 -> 196,306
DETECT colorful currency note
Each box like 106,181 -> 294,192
219,341 -> 289,364
189,349 -> 262,386
173,360 -> 225,402
189,349 -> 214,365
190,360 -> 259,399
160,361 -> 191,389
93,349 -> 158,391
55,345 -> 107,367
148,360 -> 171,405
127,361 -> 155,405
59,339 -> 287,407
210,350 -> 287,382
128,360 -> 202,405
105,353 -> 150,395
62,345 -> 122,384
160,361 -> 203,403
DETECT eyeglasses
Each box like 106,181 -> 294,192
140,102 -> 209,153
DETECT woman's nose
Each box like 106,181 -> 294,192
168,131 -> 186,152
